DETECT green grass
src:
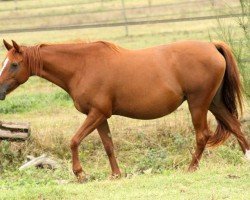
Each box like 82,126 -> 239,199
0,162 -> 249,200
0,90 -> 71,114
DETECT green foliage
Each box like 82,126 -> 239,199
217,146 -> 243,165
136,148 -> 168,173
212,0 -> 250,96
0,141 -> 25,172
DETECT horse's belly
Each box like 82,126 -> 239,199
114,89 -> 184,119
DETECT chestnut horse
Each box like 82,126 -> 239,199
0,40 -> 249,182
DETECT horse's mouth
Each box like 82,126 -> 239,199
0,85 -> 7,100
0,81 -> 18,100
0,92 -> 6,100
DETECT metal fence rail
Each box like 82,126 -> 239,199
0,0 -> 211,12
0,0 -> 103,12
0,2 -> 216,20
0,13 -> 246,34
0,0 -> 244,36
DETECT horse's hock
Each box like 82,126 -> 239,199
0,121 -> 30,141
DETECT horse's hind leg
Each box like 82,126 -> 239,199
187,105 -> 211,172
186,88 -> 217,171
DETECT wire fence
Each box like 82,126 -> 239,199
0,0 -> 248,61
0,0 -> 240,21
0,0 -> 103,12
0,0 -> 213,12
0,0 -> 245,34
0,13 -> 246,34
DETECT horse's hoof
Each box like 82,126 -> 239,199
77,172 -> 88,183
109,173 -> 121,180
187,166 -> 198,173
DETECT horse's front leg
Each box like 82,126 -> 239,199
97,120 -> 121,179
70,108 -> 106,182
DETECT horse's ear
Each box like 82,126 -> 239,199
12,40 -> 20,53
3,39 -> 12,50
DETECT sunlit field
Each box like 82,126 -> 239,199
0,0 -> 249,199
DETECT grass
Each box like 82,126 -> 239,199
0,162 -> 249,200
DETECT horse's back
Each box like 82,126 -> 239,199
74,41 -> 225,119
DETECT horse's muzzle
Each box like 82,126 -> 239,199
0,84 -> 7,100
0,92 -> 6,100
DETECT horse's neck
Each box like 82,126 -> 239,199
38,45 -> 83,92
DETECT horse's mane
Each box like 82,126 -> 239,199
23,45 -> 43,77
23,40 -> 120,76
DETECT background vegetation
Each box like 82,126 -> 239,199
0,0 -> 249,199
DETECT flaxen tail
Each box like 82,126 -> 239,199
207,41 -> 243,148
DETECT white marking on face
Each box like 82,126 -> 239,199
246,150 -> 250,160
0,58 -> 9,77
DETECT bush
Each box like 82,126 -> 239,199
211,0 -> 250,96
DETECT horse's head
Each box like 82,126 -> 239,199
0,40 -> 30,100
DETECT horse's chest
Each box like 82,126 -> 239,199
71,94 -> 91,114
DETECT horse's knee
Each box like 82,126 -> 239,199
196,129 -> 210,146
70,138 -> 79,150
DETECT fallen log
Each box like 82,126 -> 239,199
19,154 -> 58,170
0,121 -> 30,141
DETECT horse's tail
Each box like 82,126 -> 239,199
207,41 -> 243,148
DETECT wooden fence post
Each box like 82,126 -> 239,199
147,0 -> 152,20
121,0 -> 129,36
14,0 -> 18,10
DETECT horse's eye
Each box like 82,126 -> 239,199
11,62 -> 18,69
